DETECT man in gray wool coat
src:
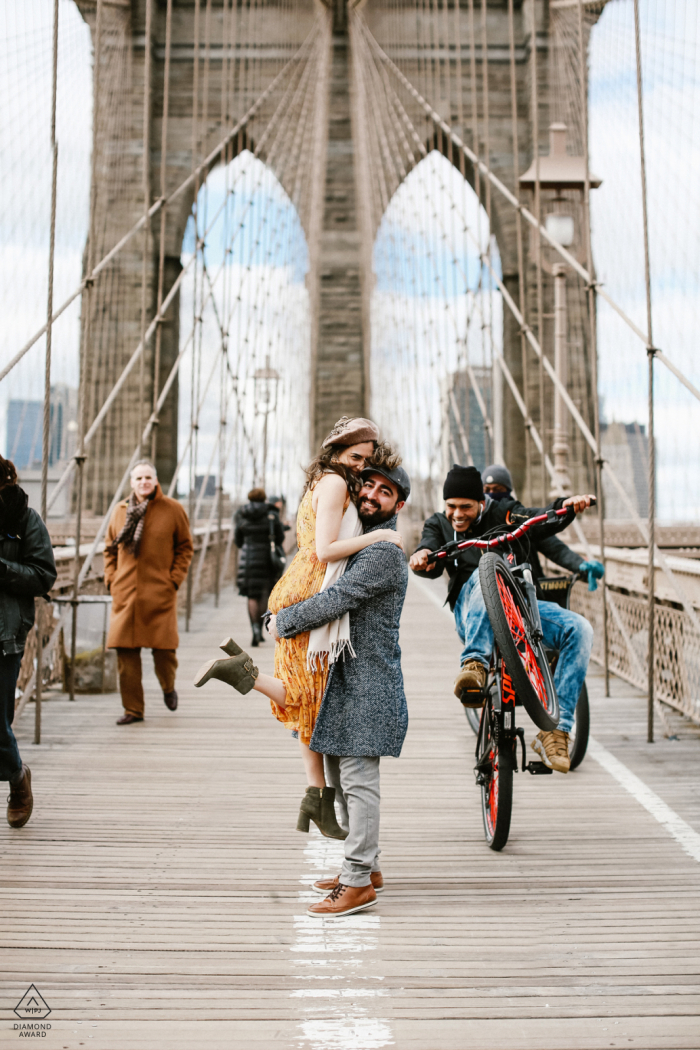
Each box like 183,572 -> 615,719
269,461 -> 411,919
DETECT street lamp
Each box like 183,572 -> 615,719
519,123 -> 601,497
253,354 -> 280,489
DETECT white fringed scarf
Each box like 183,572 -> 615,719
306,500 -> 362,671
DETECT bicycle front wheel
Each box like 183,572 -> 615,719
477,705 -> 513,851
479,553 -> 559,732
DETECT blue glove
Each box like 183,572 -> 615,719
579,559 -> 604,592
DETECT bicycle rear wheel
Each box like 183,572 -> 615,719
464,705 -> 481,735
477,705 -> 513,851
479,553 -> 559,732
569,682 -> 590,770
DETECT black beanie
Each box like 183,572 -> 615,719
443,464 -> 484,502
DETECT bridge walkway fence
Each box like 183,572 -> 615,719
2,577 -> 700,1049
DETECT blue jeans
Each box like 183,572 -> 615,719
454,573 -> 593,733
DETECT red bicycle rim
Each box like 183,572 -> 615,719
496,574 -> 553,713
486,745 -> 498,838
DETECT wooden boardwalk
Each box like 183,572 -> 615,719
2,577 -> 700,1049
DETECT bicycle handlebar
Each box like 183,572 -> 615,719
430,498 -> 595,562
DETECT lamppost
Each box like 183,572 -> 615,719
519,123 -> 601,497
551,261 -> 571,496
253,355 -> 280,489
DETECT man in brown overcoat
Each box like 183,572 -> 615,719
104,460 -> 193,725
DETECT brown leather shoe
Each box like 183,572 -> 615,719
307,882 -> 377,918
163,689 -> 178,711
314,871 -> 384,894
7,765 -> 33,828
116,713 -> 144,725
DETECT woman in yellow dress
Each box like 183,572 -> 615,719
194,417 -> 403,837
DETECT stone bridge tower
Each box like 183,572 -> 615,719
78,0 -> 597,509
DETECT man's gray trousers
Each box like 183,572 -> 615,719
324,755 -> 381,887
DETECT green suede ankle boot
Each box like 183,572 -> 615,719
296,786 -> 347,840
193,651 -> 258,694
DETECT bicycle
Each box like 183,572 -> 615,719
430,504 -> 593,851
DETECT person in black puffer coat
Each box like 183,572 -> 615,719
234,487 -> 285,646
0,455 -> 57,829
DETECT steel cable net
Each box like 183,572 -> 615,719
370,151 -> 502,521
361,0 -> 700,525
177,149 -> 311,518
0,1 -> 91,512
355,0 -> 600,512
586,0 -> 700,524
0,0 -> 324,529
355,0 -> 700,724
0,0 -> 327,716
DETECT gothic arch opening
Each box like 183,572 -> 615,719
369,150 -> 503,516
177,149 -> 311,511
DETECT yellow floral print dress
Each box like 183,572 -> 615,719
268,486 -> 332,745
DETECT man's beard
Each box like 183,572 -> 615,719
358,496 -> 398,526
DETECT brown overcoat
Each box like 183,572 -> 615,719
104,485 -> 193,650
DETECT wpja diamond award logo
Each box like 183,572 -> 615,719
13,985 -> 52,1038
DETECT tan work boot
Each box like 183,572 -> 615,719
7,765 -> 33,828
532,729 -> 571,773
454,660 -> 487,704
307,882 -> 377,918
314,871 -> 384,894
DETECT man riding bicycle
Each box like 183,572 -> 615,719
409,464 -> 601,774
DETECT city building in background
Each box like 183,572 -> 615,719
6,383 -> 77,470
600,421 -> 649,519
442,367 -> 493,477
5,384 -> 78,517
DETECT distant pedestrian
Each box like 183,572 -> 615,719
0,455 -> 57,828
104,460 -> 193,725
234,488 -> 285,647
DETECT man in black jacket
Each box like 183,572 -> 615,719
0,457 -> 57,828
409,464 -> 596,774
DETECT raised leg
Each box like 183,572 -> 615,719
252,672 -> 287,708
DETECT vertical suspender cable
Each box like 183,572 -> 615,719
633,0 -> 656,743
70,0 -> 104,704
576,0 -> 609,696
529,0 -> 546,502
507,0 -> 531,498
186,0 -> 202,632
215,10 -> 233,609
479,0 -> 498,464
36,0 -> 61,742
150,0 -> 174,463
138,0 -> 154,449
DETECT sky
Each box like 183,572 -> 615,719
0,0 -> 697,518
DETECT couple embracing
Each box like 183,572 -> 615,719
195,417 -> 411,918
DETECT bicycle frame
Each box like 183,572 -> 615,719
479,644 -> 552,777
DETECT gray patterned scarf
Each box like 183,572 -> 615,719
109,492 -> 152,557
